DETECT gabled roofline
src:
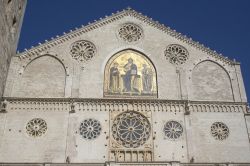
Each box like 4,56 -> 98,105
17,7 -> 239,65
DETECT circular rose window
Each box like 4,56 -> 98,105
164,120 -> 183,140
79,118 -> 102,140
165,44 -> 189,65
112,111 -> 151,148
26,118 -> 47,137
70,40 -> 96,62
118,23 -> 143,43
211,122 -> 229,140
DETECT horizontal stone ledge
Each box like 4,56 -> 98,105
2,97 -> 248,114
2,97 -> 247,105
1,163 -> 250,166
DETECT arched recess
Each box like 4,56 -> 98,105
13,55 -> 66,97
191,60 -> 234,101
104,49 -> 157,98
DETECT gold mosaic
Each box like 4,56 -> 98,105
104,50 -> 157,98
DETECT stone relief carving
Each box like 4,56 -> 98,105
165,44 -> 189,65
110,150 -> 153,162
112,111 -> 151,148
70,40 -> 96,62
104,49 -> 157,98
26,118 -> 47,137
210,122 -> 229,140
163,120 -> 183,140
118,23 -> 143,43
79,118 -> 102,140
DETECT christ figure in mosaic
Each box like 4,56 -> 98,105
123,58 -> 138,92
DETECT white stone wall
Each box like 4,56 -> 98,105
0,110 -> 68,162
4,14 -> 247,102
153,111 -> 188,162
66,111 -> 109,163
12,55 -> 66,97
186,112 -> 250,163
0,100 -> 249,163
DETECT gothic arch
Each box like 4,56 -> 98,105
104,49 -> 157,98
12,55 -> 66,97
191,60 -> 234,101
23,54 -> 67,73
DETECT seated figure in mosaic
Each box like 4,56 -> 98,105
122,58 -> 139,92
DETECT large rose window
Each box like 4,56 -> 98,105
112,111 -> 151,148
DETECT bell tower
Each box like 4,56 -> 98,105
0,0 -> 26,97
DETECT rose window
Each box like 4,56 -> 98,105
79,118 -> 102,140
26,118 -> 47,137
112,111 -> 151,148
70,40 -> 96,62
118,23 -> 143,42
211,122 -> 229,140
165,44 -> 189,65
164,121 -> 183,140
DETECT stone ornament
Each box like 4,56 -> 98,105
26,118 -> 47,137
211,122 -> 229,140
164,120 -> 183,140
79,118 -> 102,140
70,40 -> 96,62
112,111 -> 151,148
165,44 -> 189,65
118,23 -> 143,43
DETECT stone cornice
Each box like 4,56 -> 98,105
2,96 -> 247,104
3,97 -> 248,114
1,163 -> 250,166
16,8 -> 238,65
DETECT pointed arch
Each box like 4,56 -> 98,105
104,49 -> 157,98
191,60 -> 234,101
13,55 -> 66,97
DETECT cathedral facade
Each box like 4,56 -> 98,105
1,6 -> 250,166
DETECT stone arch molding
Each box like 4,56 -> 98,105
191,60 -> 234,101
19,53 -> 70,76
12,54 -> 67,98
104,49 -> 158,98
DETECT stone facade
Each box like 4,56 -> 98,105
0,0 -> 26,97
0,7 -> 250,166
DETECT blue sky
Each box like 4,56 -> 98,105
18,0 -> 250,101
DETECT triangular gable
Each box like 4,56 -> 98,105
17,7 -> 237,65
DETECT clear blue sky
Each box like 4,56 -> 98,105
18,0 -> 250,102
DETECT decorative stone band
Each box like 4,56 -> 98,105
110,149 -> 153,162
0,163 -> 250,166
3,98 -> 247,114
117,163 -> 250,166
